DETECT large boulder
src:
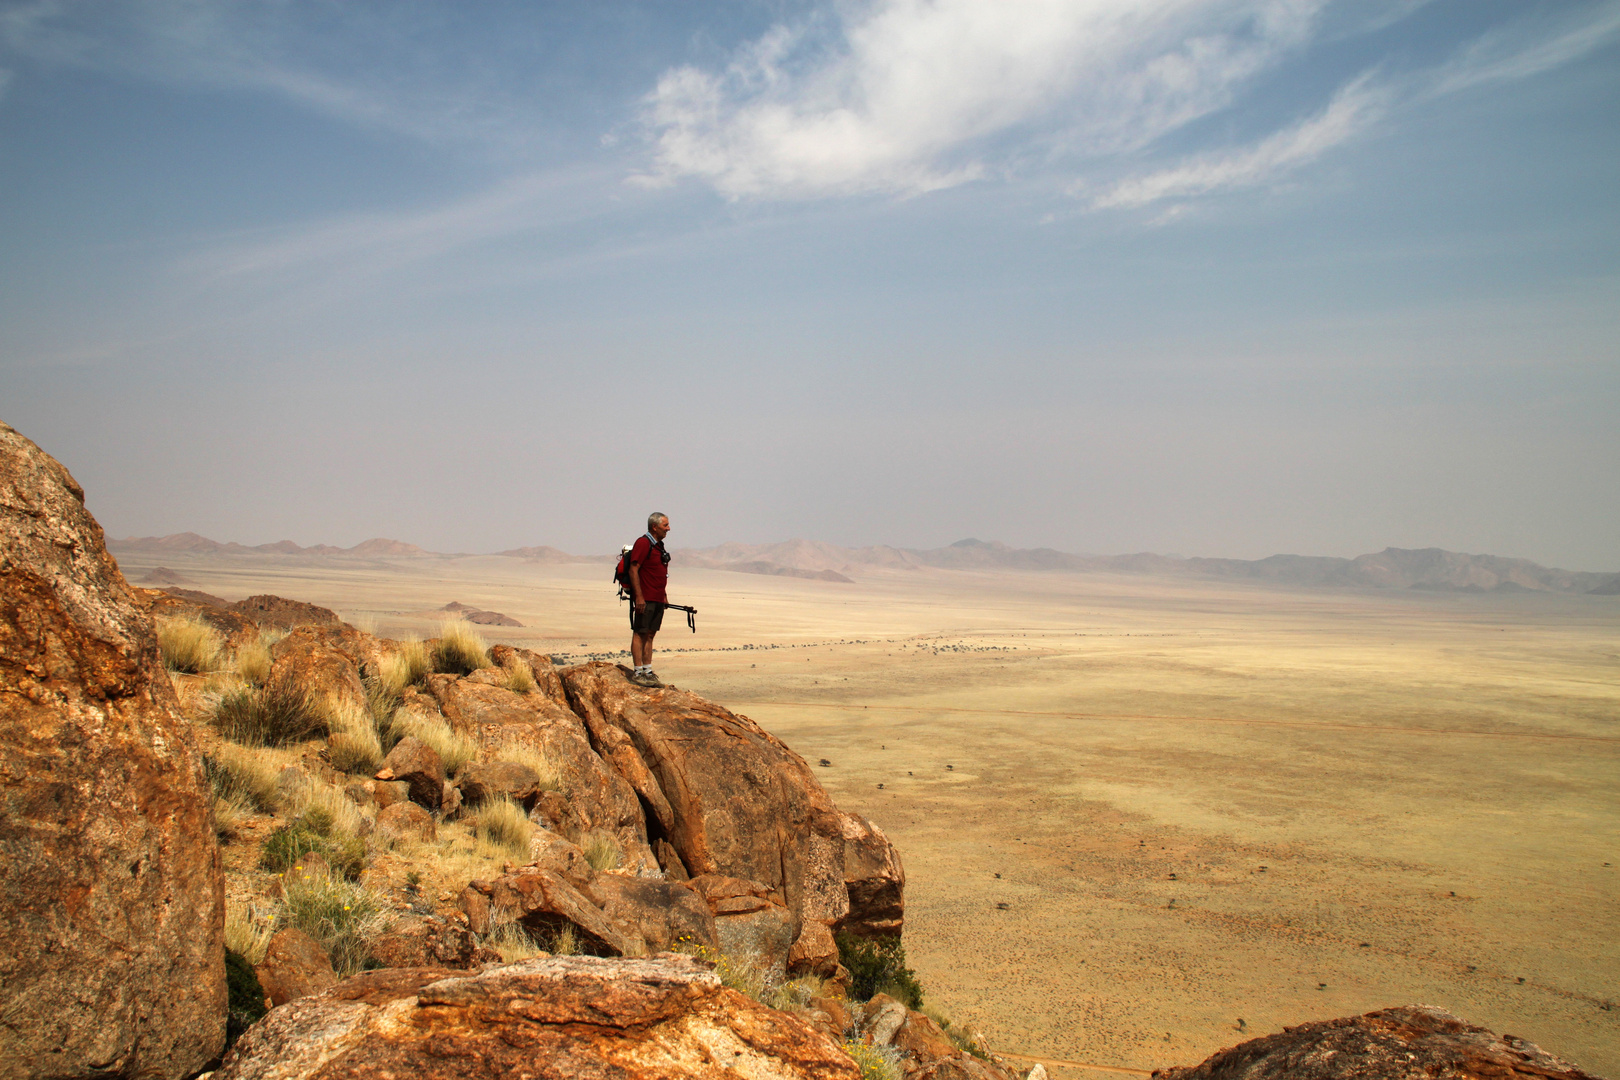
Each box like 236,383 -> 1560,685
464,869 -> 641,956
368,915 -> 500,970
265,625 -> 376,716
427,672 -> 652,866
255,927 -> 337,1007
1152,1005 -> 1603,1080
213,955 -> 861,1080
0,420 -> 226,1077
562,662 -> 906,970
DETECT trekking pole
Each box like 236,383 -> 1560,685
665,604 -> 697,632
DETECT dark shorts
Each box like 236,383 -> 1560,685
631,601 -> 665,635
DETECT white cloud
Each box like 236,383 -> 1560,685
639,0 -> 1328,198
1091,71 -> 1385,208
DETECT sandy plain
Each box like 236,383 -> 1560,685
113,548 -> 1620,1078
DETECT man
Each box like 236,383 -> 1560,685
626,512 -> 671,687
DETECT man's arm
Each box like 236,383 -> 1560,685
628,544 -> 647,613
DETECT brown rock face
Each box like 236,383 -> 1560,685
562,662 -> 906,968
255,927 -> 338,1007
376,800 -> 437,843
368,916 -> 501,970
214,954 -> 861,1080
381,735 -> 445,809
428,671 -> 652,866
454,758 -> 546,808
1152,1006 -> 1604,1080
0,421 -> 227,1078
265,625 -> 374,718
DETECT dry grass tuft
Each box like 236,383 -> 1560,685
471,795 -> 531,858
234,635 -> 273,685
214,684 -> 324,747
390,708 -> 479,775
158,615 -> 225,674
579,831 -> 623,873
321,694 -> 383,775
484,922 -> 550,963
224,903 -> 275,966
395,819 -> 515,882
206,742 -> 285,813
501,657 -> 536,694
376,639 -> 430,699
493,744 -> 564,794
434,619 -> 490,675
278,872 -> 387,977
289,777 -> 372,841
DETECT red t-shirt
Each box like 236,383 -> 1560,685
629,535 -> 668,603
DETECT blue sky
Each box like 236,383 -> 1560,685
1,0 -> 1616,567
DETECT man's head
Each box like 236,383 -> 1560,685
648,513 -> 670,540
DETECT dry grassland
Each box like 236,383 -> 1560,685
114,549 -> 1620,1078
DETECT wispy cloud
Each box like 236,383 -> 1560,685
1091,71 -> 1385,208
638,0 -> 1328,199
1092,1 -> 1620,211
0,0 -> 537,150
1431,0 -> 1620,94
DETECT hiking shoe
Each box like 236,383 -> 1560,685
640,671 -> 665,688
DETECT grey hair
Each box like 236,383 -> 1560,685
647,512 -> 668,531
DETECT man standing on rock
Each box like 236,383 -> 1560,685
627,512 -> 671,687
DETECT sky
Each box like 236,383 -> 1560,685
1,0 -> 1617,568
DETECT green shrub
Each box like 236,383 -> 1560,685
157,615 -> 225,674
325,836 -> 368,880
260,808 -> 366,879
224,948 -> 268,1048
836,932 -> 923,1009
214,684 -> 324,747
434,619 -> 490,675
261,820 -> 326,874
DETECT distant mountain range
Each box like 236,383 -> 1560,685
110,532 -> 1619,594
113,532 -> 431,558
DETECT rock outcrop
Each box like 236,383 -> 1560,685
563,663 -> 905,970
213,955 -> 862,1080
1152,1005 -> 1603,1080
0,421 -> 226,1077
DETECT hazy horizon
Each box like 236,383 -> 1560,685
103,524 -> 1620,575
3,2 -> 1616,569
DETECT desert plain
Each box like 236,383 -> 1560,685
110,546 -> 1620,1078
